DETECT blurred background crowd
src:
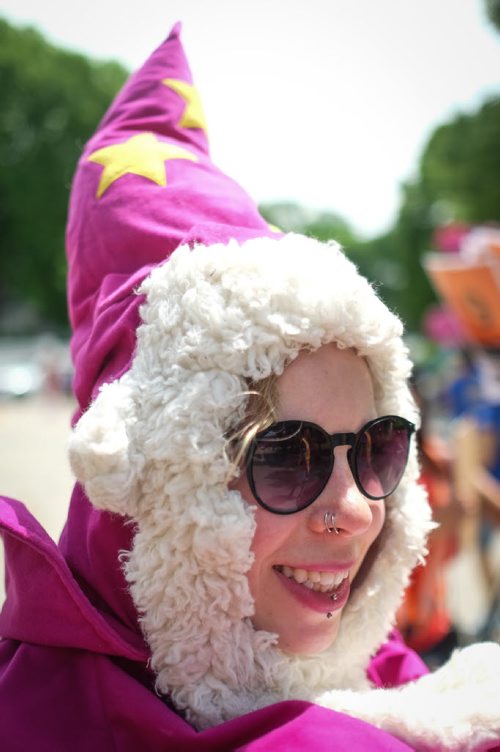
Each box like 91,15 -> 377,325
0,0 -> 499,668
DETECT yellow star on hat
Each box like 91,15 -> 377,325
163,78 -> 207,132
88,132 -> 198,198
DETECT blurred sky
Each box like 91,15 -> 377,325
1,0 -> 499,237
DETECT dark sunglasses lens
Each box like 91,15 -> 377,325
355,418 -> 411,499
251,422 -> 331,512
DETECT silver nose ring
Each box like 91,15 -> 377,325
324,511 -> 339,534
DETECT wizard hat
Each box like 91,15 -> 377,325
66,22 -> 275,417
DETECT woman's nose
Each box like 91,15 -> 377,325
307,448 -> 373,536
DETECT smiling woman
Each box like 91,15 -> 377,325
236,345 -> 386,655
0,22 -> 499,752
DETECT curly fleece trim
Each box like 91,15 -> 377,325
69,234 -> 433,730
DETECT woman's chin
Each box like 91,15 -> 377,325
276,616 -> 341,656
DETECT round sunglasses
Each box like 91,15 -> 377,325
246,415 -> 415,514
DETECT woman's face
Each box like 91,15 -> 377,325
233,343 -> 385,655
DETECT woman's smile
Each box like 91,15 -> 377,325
273,564 -> 351,615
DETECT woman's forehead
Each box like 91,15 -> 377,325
281,345 -> 372,386
276,345 -> 376,429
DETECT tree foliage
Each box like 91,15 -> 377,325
0,18 -> 127,330
259,202 -> 359,249
485,0 -> 500,31
420,97 -> 500,223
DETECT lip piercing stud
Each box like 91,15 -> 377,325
324,511 -> 339,534
330,592 -> 339,602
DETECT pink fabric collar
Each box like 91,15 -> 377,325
0,494 -> 147,660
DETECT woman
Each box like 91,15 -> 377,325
0,23 -> 499,752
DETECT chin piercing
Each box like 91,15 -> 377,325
324,511 -> 339,534
326,612 -> 333,619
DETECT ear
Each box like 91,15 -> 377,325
68,376 -> 144,517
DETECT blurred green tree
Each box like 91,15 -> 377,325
420,97 -> 500,224
259,201 -> 359,249
485,0 -> 500,31
0,18 -> 127,330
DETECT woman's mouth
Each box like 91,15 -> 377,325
273,564 -> 351,614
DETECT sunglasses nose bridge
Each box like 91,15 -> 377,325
326,432 -> 358,486
329,432 -> 357,454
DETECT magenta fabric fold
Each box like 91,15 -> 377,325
0,496 -> 146,657
0,639 -> 415,752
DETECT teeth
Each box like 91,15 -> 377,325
278,566 -> 349,592
293,568 -> 308,583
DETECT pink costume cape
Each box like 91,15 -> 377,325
0,493 -> 427,751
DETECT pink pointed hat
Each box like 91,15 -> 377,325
66,22 -> 276,417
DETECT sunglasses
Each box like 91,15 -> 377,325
246,415 -> 415,514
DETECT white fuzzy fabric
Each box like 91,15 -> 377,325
319,642 -> 500,751
69,234 -> 499,749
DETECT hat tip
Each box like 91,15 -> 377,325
170,21 -> 182,39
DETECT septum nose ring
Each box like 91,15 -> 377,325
324,511 -> 339,534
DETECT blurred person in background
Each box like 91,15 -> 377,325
451,348 -> 500,643
397,375 -> 460,669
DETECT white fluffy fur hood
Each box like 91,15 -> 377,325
69,233 -> 500,750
